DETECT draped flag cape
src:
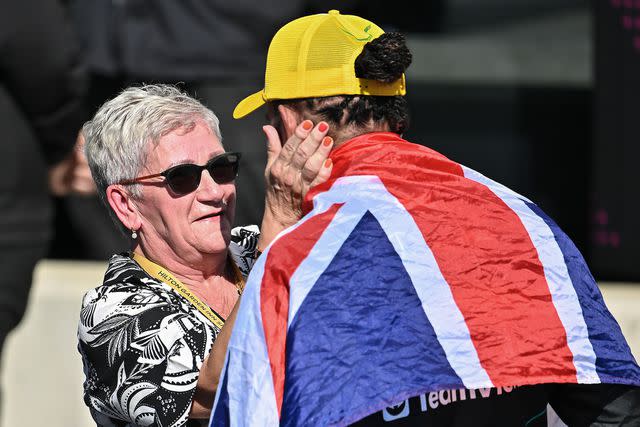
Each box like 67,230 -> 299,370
210,132 -> 640,426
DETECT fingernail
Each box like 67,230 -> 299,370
322,136 -> 333,147
302,120 -> 313,130
324,158 -> 332,168
318,122 -> 328,132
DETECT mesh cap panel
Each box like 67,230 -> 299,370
233,10 -> 406,119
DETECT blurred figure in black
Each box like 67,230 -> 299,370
305,0 -> 446,33
61,0 -> 307,260
0,0 -> 93,405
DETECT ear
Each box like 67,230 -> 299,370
277,104 -> 303,140
106,185 -> 142,231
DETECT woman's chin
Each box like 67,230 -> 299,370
189,213 -> 231,249
193,239 -> 230,257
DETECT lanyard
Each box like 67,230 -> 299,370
132,252 -> 244,330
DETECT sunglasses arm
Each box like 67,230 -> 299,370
119,172 -> 164,185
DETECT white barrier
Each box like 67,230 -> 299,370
1,260 -> 105,427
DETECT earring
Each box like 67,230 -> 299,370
131,229 -> 138,239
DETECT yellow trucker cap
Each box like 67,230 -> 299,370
233,10 -> 406,119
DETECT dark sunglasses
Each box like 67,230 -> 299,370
119,152 -> 241,195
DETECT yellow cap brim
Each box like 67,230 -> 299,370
233,90 -> 266,119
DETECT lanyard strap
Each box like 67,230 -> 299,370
133,253 -> 244,329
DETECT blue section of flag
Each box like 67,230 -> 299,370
209,353 -> 231,427
281,212 -> 463,426
525,202 -> 640,383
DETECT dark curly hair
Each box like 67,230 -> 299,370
273,32 -> 412,137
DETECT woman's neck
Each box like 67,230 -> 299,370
133,244 -> 229,287
133,243 -> 240,318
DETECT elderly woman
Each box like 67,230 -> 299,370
77,84 -> 333,426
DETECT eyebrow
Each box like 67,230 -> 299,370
166,158 -> 196,169
165,152 -> 225,169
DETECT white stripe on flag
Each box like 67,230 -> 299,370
215,250 -> 279,426
288,203 -> 366,323
213,194 -> 352,426
288,175 -> 379,323
289,176 -> 493,388
462,166 -> 599,383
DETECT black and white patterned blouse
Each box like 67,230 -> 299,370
77,226 -> 259,427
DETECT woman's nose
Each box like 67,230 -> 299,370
195,169 -> 224,200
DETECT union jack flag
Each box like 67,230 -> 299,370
210,132 -> 640,426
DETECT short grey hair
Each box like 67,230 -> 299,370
83,84 -> 222,214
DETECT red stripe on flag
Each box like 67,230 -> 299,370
381,170 -> 578,385
306,133 -> 577,386
260,204 -> 343,417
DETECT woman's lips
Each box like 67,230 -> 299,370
196,211 -> 223,221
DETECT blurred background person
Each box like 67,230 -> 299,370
0,0 -> 93,412
55,0 -> 310,261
